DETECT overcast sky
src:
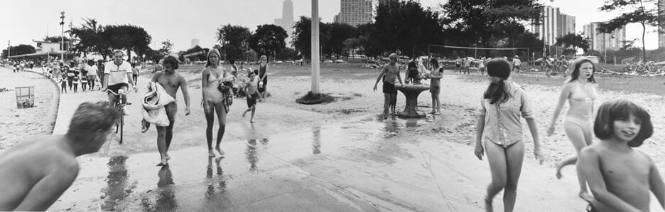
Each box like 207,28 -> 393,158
0,0 -> 659,52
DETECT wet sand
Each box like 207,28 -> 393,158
0,67 -> 58,153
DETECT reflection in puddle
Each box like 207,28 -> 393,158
246,139 -> 258,172
101,155 -> 129,211
405,119 -> 419,128
312,126 -> 321,154
205,157 -> 226,198
384,120 -> 400,138
155,166 -> 177,211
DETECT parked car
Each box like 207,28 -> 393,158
334,59 -> 344,63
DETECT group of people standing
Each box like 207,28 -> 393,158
474,58 -> 663,212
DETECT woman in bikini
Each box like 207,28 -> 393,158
202,48 -> 233,157
475,59 -> 543,212
547,58 -> 598,201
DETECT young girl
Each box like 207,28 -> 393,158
201,48 -> 233,158
474,59 -> 543,212
373,53 -> 403,119
242,70 -> 260,123
257,55 -> 269,99
60,71 -> 68,93
580,100 -> 664,212
547,58 -> 598,200
425,58 -> 443,114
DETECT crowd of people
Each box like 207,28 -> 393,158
2,47 -> 665,212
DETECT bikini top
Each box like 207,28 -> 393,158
569,82 -> 596,102
208,68 -> 224,83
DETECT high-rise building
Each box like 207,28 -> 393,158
335,0 -> 373,26
531,6 -> 576,46
583,22 -> 626,52
378,0 -> 398,5
274,0 -> 295,36
191,39 -> 199,48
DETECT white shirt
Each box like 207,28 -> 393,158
104,61 -> 132,85
86,65 -> 98,76
513,58 -> 521,66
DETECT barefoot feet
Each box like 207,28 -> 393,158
215,146 -> 225,158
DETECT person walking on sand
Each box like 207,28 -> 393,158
474,59 -> 544,212
0,102 -> 121,211
257,55 -> 269,100
242,69 -> 260,122
201,49 -> 232,158
425,58 -> 443,114
86,60 -> 98,90
373,53 -> 403,119
151,56 -> 191,166
580,99 -> 665,212
547,58 -> 598,201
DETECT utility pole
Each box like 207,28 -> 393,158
310,0 -> 320,94
60,11 -> 65,62
7,40 -> 10,60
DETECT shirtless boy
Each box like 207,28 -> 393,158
373,53 -> 403,119
0,102 -> 121,211
151,56 -> 191,166
580,100 -> 665,212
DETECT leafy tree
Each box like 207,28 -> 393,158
101,25 -> 151,60
217,24 -> 251,61
160,40 -> 173,56
292,16 -> 315,59
598,0 -> 659,62
373,1 -> 444,57
555,33 -> 590,53
69,18 -> 103,57
276,47 -> 299,60
2,44 -> 36,58
441,0 -> 541,47
324,23 -> 356,57
249,24 -> 288,60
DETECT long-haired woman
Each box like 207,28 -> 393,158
547,58 -> 598,201
202,48 -> 233,157
475,59 -> 544,212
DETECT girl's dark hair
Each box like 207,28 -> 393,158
569,58 -> 596,83
407,61 -> 417,69
162,56 -> 179,69
430,58 -> 439,69
594,99 -> 653,147
484,59 -> 512,104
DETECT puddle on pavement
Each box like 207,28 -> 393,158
101,155 -> 131,211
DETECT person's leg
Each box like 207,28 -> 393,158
383,93 -> 389,119
156,126 -> 167,165
73,82 -> 77,92
434,91 -> 441,113
164,103 -> 177,153
430,94 -> 436,113
503,141 -> 525,212
557,119 -> 592,199
214,103 -> 227,156
204,102 -> 216,157
68,79 -> 72,90
250,105 -> 256,122
484,141 -> 508,212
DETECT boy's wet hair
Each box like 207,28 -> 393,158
594,99 -> 653,147
67,102 -> 122,137
162,56 -> 179,69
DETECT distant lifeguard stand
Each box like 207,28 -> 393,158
15,86 -> 35,108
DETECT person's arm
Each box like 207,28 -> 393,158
520,89 -> 543,163
103,63 -> 110,89
14,165 -> 79,211
474,97 -> 487,160
373,67 -> 386,91
179,75 -> 191,115
548,83 -> 571,136
201,69 -> 209,106
125,64 -> 135,88
579,148 -> 642,212
647,154 -> 665,209
259,65 -> 268,82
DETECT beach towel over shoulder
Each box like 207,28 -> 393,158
142,81 -> 175,126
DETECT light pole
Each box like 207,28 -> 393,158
310,0 -> 320,94
60,11 -> 65,62
7,40 -> 10,61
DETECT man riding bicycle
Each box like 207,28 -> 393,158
103,50 -> 137,104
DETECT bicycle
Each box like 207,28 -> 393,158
105,89 -> 126,144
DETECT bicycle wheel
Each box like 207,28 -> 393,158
119,109 -> 124,144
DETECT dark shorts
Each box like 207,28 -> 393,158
108,83 -> 129,93
430,85 -> 440,95
383,82 -> 396,94
247,93 -> 259,107
456,64 -> 460,67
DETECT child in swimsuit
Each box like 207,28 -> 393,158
242,70 -> 260,123
580,100 -> 664,212
373,53 -> 403,119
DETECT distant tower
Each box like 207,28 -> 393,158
191,39 -> 200,48
275,0 -> 295,37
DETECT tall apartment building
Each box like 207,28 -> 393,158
583,22 -> 626,52
531,6 -> 576,46
274,0 -> 295,36
335,0 -> 373,26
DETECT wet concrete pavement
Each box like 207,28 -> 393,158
44,71 -> 604,211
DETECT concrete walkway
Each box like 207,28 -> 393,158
47,73 -> 596,211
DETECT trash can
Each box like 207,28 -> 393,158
15,86 -> 35,109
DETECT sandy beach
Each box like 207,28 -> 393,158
0,67 -> 58,153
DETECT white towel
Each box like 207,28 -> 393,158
141,81 -> 175,127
